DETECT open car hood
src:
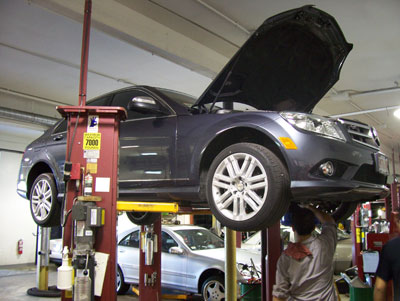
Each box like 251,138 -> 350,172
195,6 -> 352,113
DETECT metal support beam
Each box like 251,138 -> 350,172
262,222 -> 281,301
224,227 -> 237,300
139,216 -> 162,300
117,201 -> 179,213
78,0 -> 91,106
37,227 -> 50,291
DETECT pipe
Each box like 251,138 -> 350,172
330,85 -> 400,101
0,87 -> 68,107
351,86 -> 400,98
330,105 -> 400,118
0,107 -> 57,127
78,0 -> 92,106
0,43 -> 136,86
195,0 -> 251,35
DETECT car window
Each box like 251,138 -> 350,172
52,96 -> 110,134
111,90 -> 169,120
161,231 -> 178,253
174,229 -> 224,250
118,230 -> 140,248
53,119 -> 67,134
87,96 -> 110,106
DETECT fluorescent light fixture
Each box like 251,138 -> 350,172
394,108 -> 400,119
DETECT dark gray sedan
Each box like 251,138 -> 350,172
17,6 -> 388,231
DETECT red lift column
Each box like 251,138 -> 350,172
58,106 -> 126,300
261,222 -> 281,301
139,216 -> 162,300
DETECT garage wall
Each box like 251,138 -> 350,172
0,150 -> 38,265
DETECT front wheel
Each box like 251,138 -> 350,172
201,275 -> 225,301
206,143 -> 289,231
30,173 -> 61,227
116,266 -> 130,295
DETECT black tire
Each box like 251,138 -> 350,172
331,202 -> 358,222
29,173 -> 61,227
206,143 -> 290,231
201,275 -> 225,301
116,266 -> 130,295
126,211 -> 160,225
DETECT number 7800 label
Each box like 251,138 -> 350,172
83,133 -> 101,150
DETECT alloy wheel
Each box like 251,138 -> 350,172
211,153 -> 268,222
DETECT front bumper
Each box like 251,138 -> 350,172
291,180 -> 389,201
273,117 -> 389,202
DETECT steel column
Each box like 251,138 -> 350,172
58,106 -> 126,300
78,0 -> 91,106
139,216 -> 162,300
261,222 -> 281,301
225,227 -> 237,300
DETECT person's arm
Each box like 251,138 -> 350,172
305,205 -> 335,224
373,276 -> 387,301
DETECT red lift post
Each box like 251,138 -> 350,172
58,1 -> 126,300
138,217 -> 162,300
261,222 -> 281,301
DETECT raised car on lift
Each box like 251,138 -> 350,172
17,6 -> 389,231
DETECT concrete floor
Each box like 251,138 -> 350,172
0,263 -> 350,301
0,263 -> 200,301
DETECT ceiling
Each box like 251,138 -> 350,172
0,0 -> 399,175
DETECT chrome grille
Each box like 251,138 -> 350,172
340,119 -> 380,150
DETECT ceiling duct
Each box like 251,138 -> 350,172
329,84 -> 400,101
0,107 -> 58,128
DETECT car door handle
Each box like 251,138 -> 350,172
119,250 -> 126,253
53,135 -> 63,141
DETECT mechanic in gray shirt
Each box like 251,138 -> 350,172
273,205 -> 338,301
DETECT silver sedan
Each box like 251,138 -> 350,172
117,225 -> 261,300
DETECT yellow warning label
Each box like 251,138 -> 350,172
83,133 -> 101,150
356,228 -> 361,244
86,163 -> 98,174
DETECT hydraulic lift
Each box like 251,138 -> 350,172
350,181 -> 399,299
52,1 -> 385,300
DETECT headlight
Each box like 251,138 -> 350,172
280,112 -> 346,141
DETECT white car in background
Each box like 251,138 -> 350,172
117,225 -> 261,300
50,225 -> 261,300
241,226 -> 352,274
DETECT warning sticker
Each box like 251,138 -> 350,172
84,150 -> 100,159
83,133 -> 101,150
87,115 -> 99,133
86,162 -> 98,174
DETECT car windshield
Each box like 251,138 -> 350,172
157,88 -> 197,108
174,229 -> 224,250
156,88 -> 258,112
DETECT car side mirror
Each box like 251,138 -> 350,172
169,246 -> 184,255
128,96 -> 166,115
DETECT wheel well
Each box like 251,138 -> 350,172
198,269 -> 224,293
27,162 -> 53,198
199,127 -> 287,180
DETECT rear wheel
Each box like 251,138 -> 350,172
126,211 -> 160,225
206,143 -> 289,231
201,275 -> 225,301
30,173 -> 61,227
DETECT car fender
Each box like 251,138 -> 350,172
188,113 -> 293,179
